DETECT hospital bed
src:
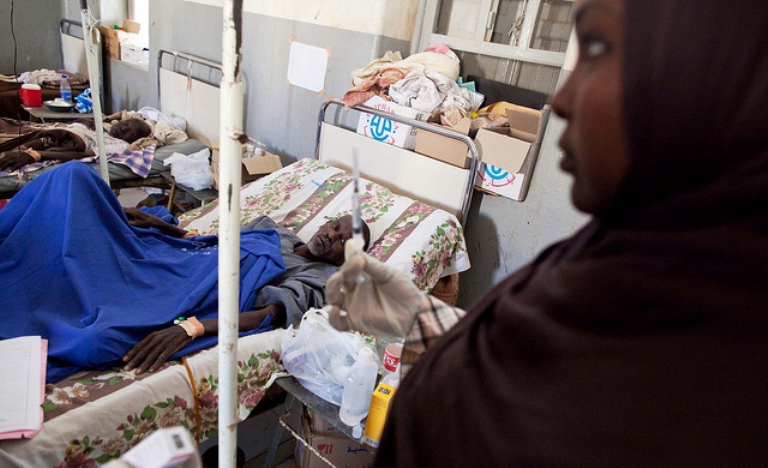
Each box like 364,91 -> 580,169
0,49 -> 215,199
0,20 -> 91,121
0,92 -> 477,467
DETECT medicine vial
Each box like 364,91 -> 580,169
339,347 -> 378,427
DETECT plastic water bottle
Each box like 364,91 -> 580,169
381,362 -> 401,388
59,74 -> 72,103
339,347 -> 378,426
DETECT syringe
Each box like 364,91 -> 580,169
349,147 -> 366,284
351,147 -> 363,248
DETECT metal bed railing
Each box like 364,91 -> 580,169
317,99 -> 479,224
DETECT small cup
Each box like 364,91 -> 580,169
382,342 -> 403,373
19,84 -> 42,107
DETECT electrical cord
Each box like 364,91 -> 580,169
11,0 -> 17,81
10,0 -> 23,144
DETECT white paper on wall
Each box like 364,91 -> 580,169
287,41 -> 328,93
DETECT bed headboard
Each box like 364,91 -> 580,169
60,20 -> 89,77
157,50 -> 225,143
316,100 -> 478,224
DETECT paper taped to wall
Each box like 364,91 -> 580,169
287,41 -> 328,92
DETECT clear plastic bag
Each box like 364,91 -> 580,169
163,148 -> 213,190
282,307 -> 372,405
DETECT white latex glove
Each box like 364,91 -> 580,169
326,241 -> 428,338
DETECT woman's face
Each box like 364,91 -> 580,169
552,0 -> 629,216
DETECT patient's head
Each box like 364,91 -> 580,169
109,119 -> 152,143
306,215 -> 371,266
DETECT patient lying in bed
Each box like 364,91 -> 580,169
0,110 -> 189,177
0,162 -> 371,383
0,119 -> 152,171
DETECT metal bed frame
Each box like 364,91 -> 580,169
317,99 -> 479,225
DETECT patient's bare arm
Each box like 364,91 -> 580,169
0,148 -> 95,171
121,304 -> 287,374
124,207 -> 189,238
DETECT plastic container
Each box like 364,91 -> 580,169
243,143 -> 263,158
19,84 -> 42,107
59,74 -> 72,103
339,347 -> 378,427
381,362 -> 400,388
382,342 -> 403,374
363,364 -> 400,449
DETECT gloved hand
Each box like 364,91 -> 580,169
326,241 -> 428,338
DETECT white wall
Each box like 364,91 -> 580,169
39,0 -> 585,312
456,32 -> 586,308
182,0 -> 420,42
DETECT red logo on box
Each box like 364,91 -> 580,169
317,443 -> 333,454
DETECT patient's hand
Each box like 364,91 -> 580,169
124,207 -> 188,238
122,326 -> 194,374
124,207 -> 158,228
0,151 -> 34,171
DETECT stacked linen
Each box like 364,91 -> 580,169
341,45 -> 484,126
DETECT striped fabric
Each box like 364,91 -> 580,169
0,144 -> 156,178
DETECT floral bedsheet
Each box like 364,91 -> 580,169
179,158 -> 470,291
0,331 -> 284,468
0,159 -> 470,467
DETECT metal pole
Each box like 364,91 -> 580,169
219,1 -> 244,467
78,0 -> 109,183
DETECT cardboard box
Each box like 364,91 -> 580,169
296,408 -> 374,468
475,127 -> 530,174
122,19 -> 141,33
98,26 -> 121,60
356,96 -> 428,150
99,20 -> 141,61
505,105 -> 541,142
479,102 -> 541,142
413,118 -> 472,168
210,144 -> 282,189
473,127 -> 530,200
473,104 -> 545,201
120,43 -> 149,65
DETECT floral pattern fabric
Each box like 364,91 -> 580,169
0,159 -> 470,467
179,158 -> 470,291
0,331 -> 284,467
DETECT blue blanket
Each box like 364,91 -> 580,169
0,162 -> 285,383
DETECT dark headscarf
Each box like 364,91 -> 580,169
376,2 -> 768,466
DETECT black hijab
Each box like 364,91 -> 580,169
376,1 -> 768,466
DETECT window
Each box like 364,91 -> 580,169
127,0 -> 149,49
419,0 -> 574,67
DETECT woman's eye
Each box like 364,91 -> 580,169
579,37 -> 609,61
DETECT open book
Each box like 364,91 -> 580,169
0,336 -> 47,440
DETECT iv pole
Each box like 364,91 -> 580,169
78,0 -> 109,183
75,1 -> 245,464
218,0 -> 245,466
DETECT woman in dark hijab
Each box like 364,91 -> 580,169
327,0 -> 768,465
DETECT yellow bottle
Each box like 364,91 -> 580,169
362,382 -> 396,449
